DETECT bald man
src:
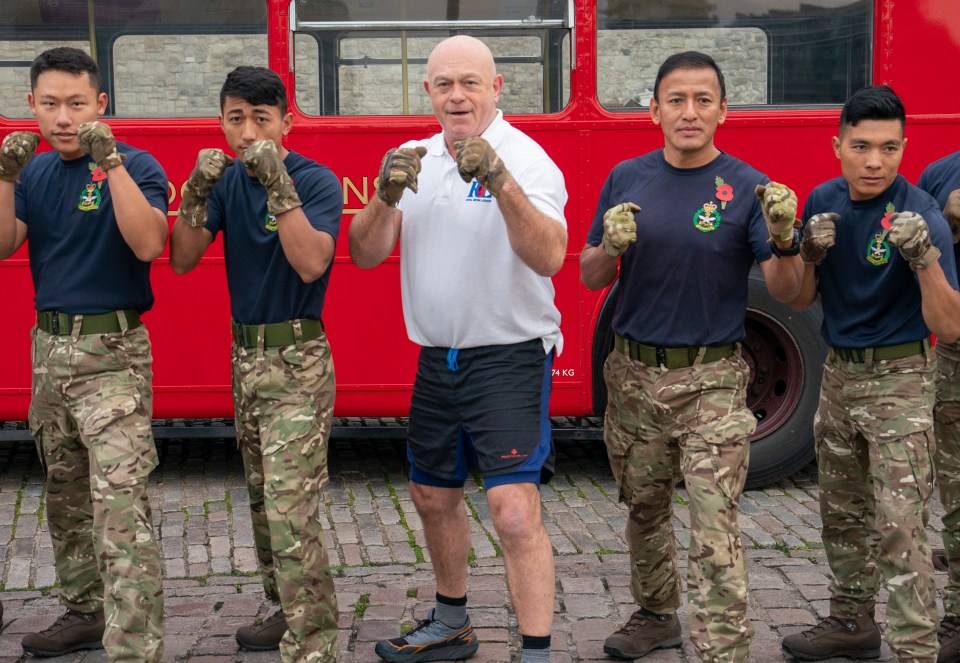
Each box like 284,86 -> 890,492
349,36 -> 568,663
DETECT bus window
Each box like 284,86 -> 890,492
291,0 -> 571,116
597,0 -> 871,109
0,0 -> 268,119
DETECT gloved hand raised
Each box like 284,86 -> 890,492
242,140 -> 301,217
455,137 -> 510,197
376,146 -> 427,207
179,149 -> 234,228
887,211 -> 941,270
0,132 -> 41,183
799,213 -> 839,265
755,182 -> 798,242
602,203 -> 640,258
77,121 -> 125,170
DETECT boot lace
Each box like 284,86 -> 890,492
804,616 -> 857,637
615,609 -> 661,635
43,609 -> 93,634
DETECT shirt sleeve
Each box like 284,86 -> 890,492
124,149 -> 169,214
749,176 -> 773,263
298,163 -> 344,242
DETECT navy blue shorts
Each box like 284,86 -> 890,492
406,339 -> 555,490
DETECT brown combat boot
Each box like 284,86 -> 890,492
21,608 -> 105,657
939,616 -> 960,663
236,609 -> 287,651
603,607 -> 682,659
781,614 -> 881,661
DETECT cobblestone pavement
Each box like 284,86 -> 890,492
0,437 -> 951,662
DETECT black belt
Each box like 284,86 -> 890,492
37,310 -> 141,335
614,335 -> 735,369
832,339 -> 928,363
231,319 -> 324,349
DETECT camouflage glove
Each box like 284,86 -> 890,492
455,137 -> 510,197
799,213 -> 838,265
0,131 -> 41,183
179,148 -> 234,228
887,211 -> 941,270
602,202 -> 640,257
376,146 -> 427,207
242,139 -> 301,217
944,189 -> 960,244
77,121 -> 125,170
755,182 -> 798,242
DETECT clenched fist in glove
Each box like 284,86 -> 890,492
800,213 -> 839,265
455,137 -> 510,197
242,140 -> 301,217
755,182 -> 798,242
887,211 -> 941,270
602,203 -> 640,258
0,132 -> 40,183
376,146 -> 427,207
77,121 -> 125,170
179,149 -> 234,228
943,189 -> 960,244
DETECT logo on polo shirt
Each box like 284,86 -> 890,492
866,202 -> 895,266
465,179 -> 494,203
78,163 -> 106,212
265,213 -> 278,232
694,201 -> 721,232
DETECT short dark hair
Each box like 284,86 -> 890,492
220,66 -> 288,115
653,51 -> 726,102
839,85 -> 905,131
30,47 -> 100,92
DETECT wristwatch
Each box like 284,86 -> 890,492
770,228 -> 801,257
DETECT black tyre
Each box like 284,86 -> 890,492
590,270 -> 825,488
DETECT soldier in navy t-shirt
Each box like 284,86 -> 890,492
781,86 -> 960,663
579,52 -> 803,663
169,66 -> 342,661
0,47 -> 167,660
917,150 -> 960,660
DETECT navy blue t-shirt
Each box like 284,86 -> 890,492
205,151 -> 342,325
586,150 -> 772,346
803,174 -> 959,347
15,144 -> 168,314
917,150 -> 960,272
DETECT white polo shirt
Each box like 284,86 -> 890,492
396,111 -> 566,354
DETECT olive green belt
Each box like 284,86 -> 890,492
37,309 -> 141,335
614,335 -> 736,369
832,339 -> 929,363
231,318 -> 324,349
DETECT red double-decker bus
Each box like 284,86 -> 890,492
1,0 -> 958,486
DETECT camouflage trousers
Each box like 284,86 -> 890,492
603,347 -> 757,663
28,323 -> 164,663
232,329 -> 338,663
934,340 -> 960,618
816,347 -> 938,663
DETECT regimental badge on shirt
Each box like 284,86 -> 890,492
265,213 -> 278,232
866,202 -> 895,266
694,201 -> 721,232
78,163 -> 107,212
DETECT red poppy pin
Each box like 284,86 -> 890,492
880,201 -> 895,229
715,176 -> 734,209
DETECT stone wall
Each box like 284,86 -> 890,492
0,28 -> 765,119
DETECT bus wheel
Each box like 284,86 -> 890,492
742,270 -> 825,488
